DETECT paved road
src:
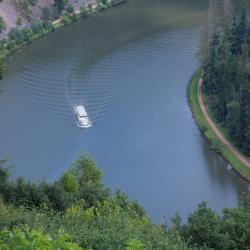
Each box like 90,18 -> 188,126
198,79 -> 250,169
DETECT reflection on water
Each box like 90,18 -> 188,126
0,0 -> 249,222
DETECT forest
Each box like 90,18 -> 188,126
0,155 -> 250,249
202,0 -> 250,156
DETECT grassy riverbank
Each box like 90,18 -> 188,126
188,70 -> 250,181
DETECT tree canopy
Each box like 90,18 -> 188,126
0,155 -> 249,249
202,1 -> 250,156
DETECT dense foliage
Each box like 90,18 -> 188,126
202,3 -> 250,156
177,200 -> 250,250
0,155 -> 111,211
0,155 -> 250,249
0,156 -> 191,250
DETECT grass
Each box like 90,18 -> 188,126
204,99 -> 250,163
188,69 -> 250,181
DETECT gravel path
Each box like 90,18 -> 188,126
198,79 -> 250,169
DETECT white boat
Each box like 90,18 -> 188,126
74,105 -> 91,128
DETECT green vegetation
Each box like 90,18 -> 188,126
188,0 -> 250,180
0,16 -> 6,35
54,0 -> 68,14
0,228 -> 83,250
0,155 -> 189,250
202,3 -> 250,157
0,154 -> 250,249
188,70 -> 250,180
178,200 -> 250,250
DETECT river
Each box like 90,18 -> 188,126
0,0 -> 249,222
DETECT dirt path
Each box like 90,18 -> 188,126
198,79 -> 250,169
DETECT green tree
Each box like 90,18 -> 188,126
16,17 -> 22,27
202,2 -> 250,156
54,0 -> 67,13
66,4 -> 74,14
60,171 -> 78,193
0,16 -> 6,34
240,86 -> 250,154
41,6 -> 51,21
182,202 -> 223,249
0,58 -> 3,80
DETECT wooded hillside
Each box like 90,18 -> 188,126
201,0 -> 250,156
0,0 -> 95,34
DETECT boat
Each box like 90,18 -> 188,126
74,105 -> 92,128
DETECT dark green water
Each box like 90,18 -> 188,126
0,0 -> 249,222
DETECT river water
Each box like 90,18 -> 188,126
0,0 -> 249,222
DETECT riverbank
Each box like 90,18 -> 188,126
0,0 -> 127,80
188,70 -> 250,181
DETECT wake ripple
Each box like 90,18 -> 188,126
13,28 -> 198,127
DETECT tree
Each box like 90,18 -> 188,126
60,172 -> 78,193
182,202 -> 223,249
30,20 -> 43,34
0,16 -> 6,35
203,32 -> 219,96
178,201 -> 250,250
16,17 -> 22,27
201,1 -> 250,155
0,59 -> 3,80
54,0 -> 67,14
240,86 -> 250,155
41,6 -> 51,21
66,4 -> 74,14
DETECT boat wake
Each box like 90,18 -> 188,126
13,29 -> 198,129
67,29 -> 198,127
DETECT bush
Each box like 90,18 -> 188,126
66,5 -> 74,14
60,172 -> 78,193
97,2 -> 108,11
30,21 -> 43,34
0,228 -> 84,249
80,6 -> 89,18
0,59 -> 3,80
61,13 -> 71,25
200,124 -> 208,132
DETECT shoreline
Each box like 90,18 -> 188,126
188,70 -> 250,181
0,0 -> 127,80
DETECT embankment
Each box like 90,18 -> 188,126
188,70 -> 250,181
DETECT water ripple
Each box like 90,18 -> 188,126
12,28 -> 198,127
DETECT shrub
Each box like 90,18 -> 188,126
0,228 -> 84,249
60,172 -> 78,193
